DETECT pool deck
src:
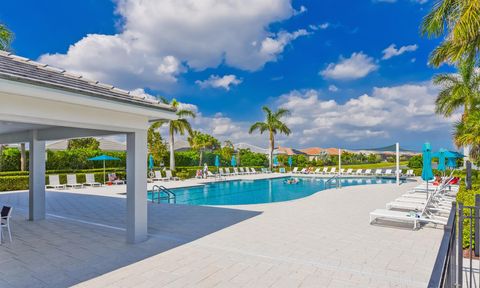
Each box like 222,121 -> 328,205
0,174 -> 443,287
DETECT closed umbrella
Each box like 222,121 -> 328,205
437,148 -> 446,174
421,143 -> 434,200
215,155 -> 220,172
148,154 -> 154,171
288,156 -> 293,169
273,155 -> 278,167
88,155 -> 121,184
231,155 -> 237,167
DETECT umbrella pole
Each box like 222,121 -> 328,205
103,160 -> 106,184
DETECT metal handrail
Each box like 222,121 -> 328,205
151,185 -> 176,204
325,175 -> 340,189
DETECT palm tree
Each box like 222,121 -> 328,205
154,98 -> 196,171
421,0 -> 480,66
188,131 -> 220,166
249,106 -> 291,169
0,24 -> 13,51
454,111 -> 480,161
433,56 -> 480,119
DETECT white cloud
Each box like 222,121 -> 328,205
309,23 -> 330,30
328,85 -> 339,92
320,52 -> 378,80
293,5 -> 307,15
38,0 -> 305,90
195,75 -> 242,90
259,29 -> 310,59
382,44 -> 418,60
274,83 -> 457,147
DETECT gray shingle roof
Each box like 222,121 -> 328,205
0,51 -> 175,112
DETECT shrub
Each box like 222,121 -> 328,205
408,155 -> 423,168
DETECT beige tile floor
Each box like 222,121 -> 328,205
0,176 -> 443,288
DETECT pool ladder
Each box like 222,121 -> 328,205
151,185 -> 176,204
325,174 -> 341,189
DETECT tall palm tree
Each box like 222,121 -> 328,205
421,0 -> 480,66
154,98 -> 196,171
434,56 -> 480,119
454,111 -> 480,161
249,106 -> 291,169
0,24 -> 13,51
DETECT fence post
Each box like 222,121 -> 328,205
458,202 -> 464,287
476,195 -> 480,257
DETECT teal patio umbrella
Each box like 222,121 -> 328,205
288,156 -> 293,169
421,143 -> 434,200
273,155 -> 278,167
88,155 -> 121,183
231,155 -> 237,167
148,154 -> 154,171
215,155 -> 220,172
437,148 -> 446,173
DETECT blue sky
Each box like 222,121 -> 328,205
1,0 -> 457,151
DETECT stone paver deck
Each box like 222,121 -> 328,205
0,177 -> 442,287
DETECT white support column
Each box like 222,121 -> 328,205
126,130 -> 148,244
29,130 -> 46,221
396,142 -> 400,186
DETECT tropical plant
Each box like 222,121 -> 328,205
433,57 -> 480,119
454,111 -> 480,161
249,106 -> 291,169
67,138 -> 100,150
0,24 -> 13,51
147,122 -> 168,165
187,131 -> 220,166
421,0 -> 480,66
155,98 -> 196,171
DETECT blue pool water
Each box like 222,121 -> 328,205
148,177 -> 398,206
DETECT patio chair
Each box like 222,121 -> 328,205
165,170 -> 179,181
406,170 -> 415,177
239,167 -> 246,174
322,167 -> 329,174
66,174 -> 83,189
250,168 -> 260,174
355,169 -> 363,175
1,206 -> 12,243
345,168 -> 353,174
46,175 -> 66,189
292,167 -> 299,174
384,169 -> 393,176
313,168 -> 321,174
374,169 -> 383,176
153,171 -> 168,181
339,168 -> 345,174
108,173 -> 125,185
299,168 -> 307,174
84,173 -> 102,187
233,167 -> 241,175
279,167 -> 286,173
329,167 -> 336,174
363,169 -> 372,175
195,170 -> 203,179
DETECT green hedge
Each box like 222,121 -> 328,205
0,172 -> 126,192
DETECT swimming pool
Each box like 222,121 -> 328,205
148,177 -> 399,206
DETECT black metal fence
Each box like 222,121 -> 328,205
429,197 -> 480,288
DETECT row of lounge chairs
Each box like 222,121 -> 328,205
291,167 -> 415,177
151,170 -> 179,181
215,167 -> 271,177
46,173 -> 125,189
369,174 -> 460,229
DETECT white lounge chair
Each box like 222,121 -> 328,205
313,168 -> 321,174
292,167 -> 299,174
299,168 -> 307,174
363,169 -> 372,175
374,169 -> 383,176
279,167 -> 286,173
165,170 -> 179,181
339,168 -> 345,174
233,167 -> 241,175
46,175 -> 66,189
322,167 -> 329,174
329,167 -> 336,174
345,168 -> 353,175
152,171 -> 168,181
84,173 -> 102,187
384,169 -> 393,176
1,206 -> 13,243
355,169 -> 363,175
66,174 -> 83,189
250,168 -> 260,174
406,170 -> 415,177
108,173 -> 125,185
